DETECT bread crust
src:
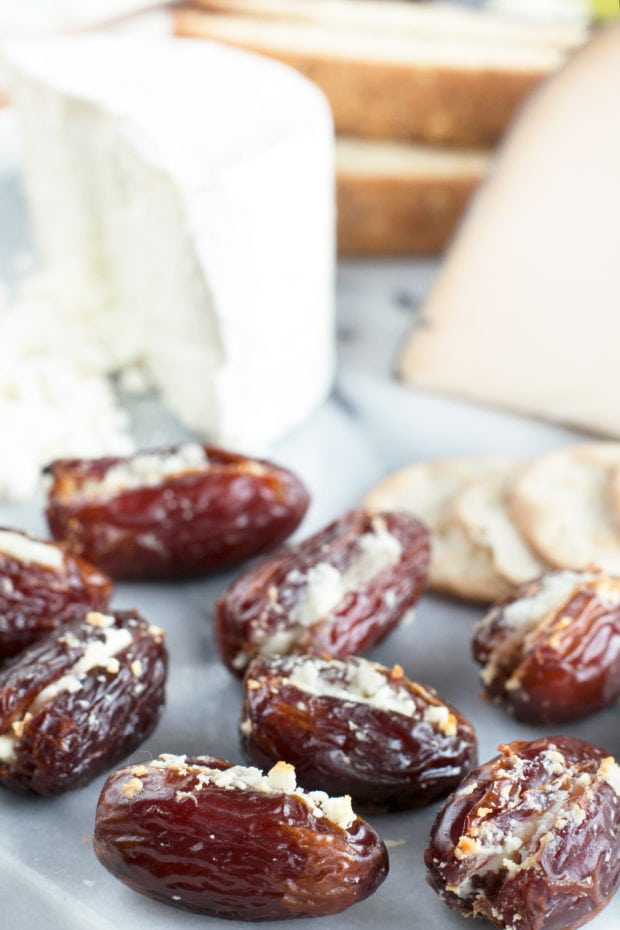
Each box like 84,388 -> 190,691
336,169 -> 481,255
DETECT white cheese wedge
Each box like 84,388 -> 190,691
399,25 -> 620,439
4,36 -> 335,448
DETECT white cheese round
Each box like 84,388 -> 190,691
5,36 -> 335,449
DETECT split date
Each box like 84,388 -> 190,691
45,444 -> 309,579
0,609 -> 167,794
425,736 -> 620,930
216,509 -> 430,675
94,754 -> 388,920
240,653 -> 477,810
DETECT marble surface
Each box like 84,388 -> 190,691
1,114 -> 619,930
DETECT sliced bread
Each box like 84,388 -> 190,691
336,136 -> 488,255
174,4 -> 581,146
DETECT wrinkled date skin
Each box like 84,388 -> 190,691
45,445 -> 309,579
216,510 -> 430,676
425,736 -> 620,930
473,570 -> 620,724
0,526 -> 112,659
0,609 -> 167,794
241,654 -> 477,811
94,754 -> 389,920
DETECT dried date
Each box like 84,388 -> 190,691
240,654 -> 477,810
473,569 -> 620,724
45,443 -> 309,579
0,526 -> 112,659
425,736 -> 620,930
94,754 -> 388,920
0,609 -> 167,794
216,510 -> 430,675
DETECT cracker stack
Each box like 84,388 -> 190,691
174,0 -> 588,255
365,444 -> 620,603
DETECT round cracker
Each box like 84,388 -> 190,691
510,443 -> 620,573
364,456 -> 514,601
453,467 -> 547,585
430,519 -> 513,602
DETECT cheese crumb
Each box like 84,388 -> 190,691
598,757 -> 620,795
122,777 -> 144,800
455,836 -> 480,860
86,612 -> 115,628
267,761 -> 297,793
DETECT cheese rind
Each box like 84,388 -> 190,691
5,36 -> 335,448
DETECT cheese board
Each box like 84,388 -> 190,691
1,113 -> 619,930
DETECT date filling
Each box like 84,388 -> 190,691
86,444 -> 209,496
258,655 -> 457,737
0,529 -> 64,571
142,755 -> 357,831
238,517 -> 403,665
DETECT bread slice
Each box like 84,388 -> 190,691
364,456 -> 514,602
510,444 -> 620,574
175,5 -> 580,146
336,137 -> 488,255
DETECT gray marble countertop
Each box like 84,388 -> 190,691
1,111 -> 618,930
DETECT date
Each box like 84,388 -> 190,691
425,736 -> 620,930
0,526 -> 112,659
45,443 -> 309,579
0,609 -> 167,794
216,510 -> 430,675
240,654 -> 477,810
94,754 -> 388,920
473,569 -> 620,723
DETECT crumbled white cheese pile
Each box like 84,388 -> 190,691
0,273 -> 134,500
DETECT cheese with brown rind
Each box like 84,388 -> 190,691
399,26 -> 620,438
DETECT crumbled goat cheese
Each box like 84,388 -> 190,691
0,271 -> 133,501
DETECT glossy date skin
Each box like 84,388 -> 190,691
0,527 -> 112,659
0,610 -> 167,794
216,510 -> 430,676
94,754 -> 389,920
473,570 -> 620,724
45,445 -> 309,579
241,654 -> 477,811
425,736 -> 620,930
